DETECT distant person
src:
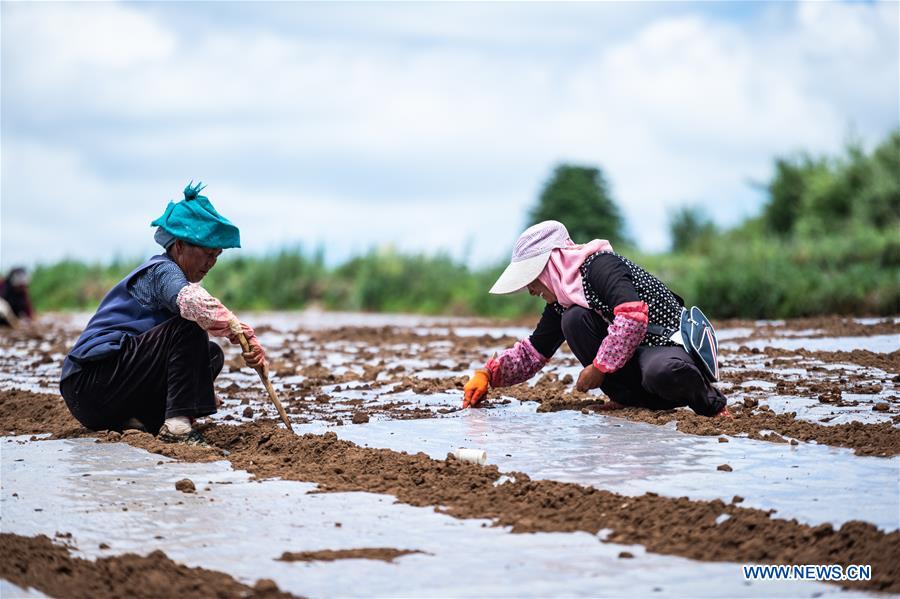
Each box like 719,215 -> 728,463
0,267 -> 35,327
60,182 -> 268,443
462,220 -> 728,417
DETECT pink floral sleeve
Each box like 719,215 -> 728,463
593,301 -> 648,373
485,338 -> 548,387
176,284 -> 266,363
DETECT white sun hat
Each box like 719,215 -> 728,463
489,220 -> 573,294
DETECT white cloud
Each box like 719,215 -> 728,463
0,140 -> 175,266
2,3 -> 175,94
2,1 -> 897,269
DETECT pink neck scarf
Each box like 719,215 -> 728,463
537,239 -> 614,309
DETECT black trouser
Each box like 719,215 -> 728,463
60,317 -> 223,433
561,306 -> 726,416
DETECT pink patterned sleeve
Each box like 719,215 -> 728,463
485,338 -> 548,387
176,284 -> 237,338
593,301 -> 648,374
177,284 -> 267,365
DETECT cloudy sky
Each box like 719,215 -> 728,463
2,1 -> 897,270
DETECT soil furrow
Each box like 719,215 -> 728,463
2,390 -> 897,593
495,377 -> 900,457
0,533 -> 296,599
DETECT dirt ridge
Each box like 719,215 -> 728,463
0,533 -> 297,599
2,393 -> 899,592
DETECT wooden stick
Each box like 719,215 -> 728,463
230,320 -> 294,434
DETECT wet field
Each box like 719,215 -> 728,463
1,312 -> 898,597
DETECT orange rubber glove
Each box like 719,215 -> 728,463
462,370 -> 490,408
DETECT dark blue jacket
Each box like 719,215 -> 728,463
61,254 -> 177,381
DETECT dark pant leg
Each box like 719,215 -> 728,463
559,306 -> 723,412
209,341 -> 224,380
60,317 -> 219,433
637,346 -> 726,416
60,353 -> 142,430
560,306 -> 608,366
560,307 -> 662,408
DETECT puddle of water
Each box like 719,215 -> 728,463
410,368 -> 460,379
856,317 -> 900,326
0,580 -> 47,598
250,311 -> 472,332
0,437 -> 863,598
779,329 -> 824,337
740,380 -> 777,390
0,375 -> 58,395
763,395 -> 898,427
724,335 -> 898,354
716,328 -> 755,341
451,326 -> 534,339
298,403 -> 900,532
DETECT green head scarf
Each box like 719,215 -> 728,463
151,181 -> 241,249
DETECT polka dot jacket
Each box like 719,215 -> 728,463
579,252 -> 683,347
579,251 -> 683,372
485,251 -> 684,386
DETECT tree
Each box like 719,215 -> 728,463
527,164 -> 627,245
668,205 -> 717,253
762,130 -> 900,237
763,156 -> 812,236
854,130 -> 900,227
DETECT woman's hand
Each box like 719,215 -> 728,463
462,370 -> 490,408
576,364 -> 605,392
242,338 -> 268,373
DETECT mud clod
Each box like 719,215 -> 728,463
175,479 -> 196,494
278,548 -> 421,563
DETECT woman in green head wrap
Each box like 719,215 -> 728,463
60,182 -> 271,444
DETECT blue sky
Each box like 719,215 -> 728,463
2,1 -> 897,270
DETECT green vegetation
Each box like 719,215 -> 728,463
528,165 -> 629,246
652,130 -> 900,318
25,131 -> 900,319
28,248 -> 544,318
668,205 -> 717,254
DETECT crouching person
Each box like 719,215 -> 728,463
60,182 -> 267,443
462,220 -> 727,417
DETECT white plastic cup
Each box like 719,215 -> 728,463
451,448 -> 487,465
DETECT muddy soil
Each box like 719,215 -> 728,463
168,423 -> 900,593
0,388 -> 86,437
1,392 -> 897,593
1,314 -> 897,455
729,346 -> 900,376
496,375 -> 900,457
278,548 -> 422,563
715,316 -> 899,341
304,325 -> 519,349
0,533 -> 296,598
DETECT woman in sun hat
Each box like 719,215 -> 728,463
60,182 -> 269,444
461,220 -> 728,416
